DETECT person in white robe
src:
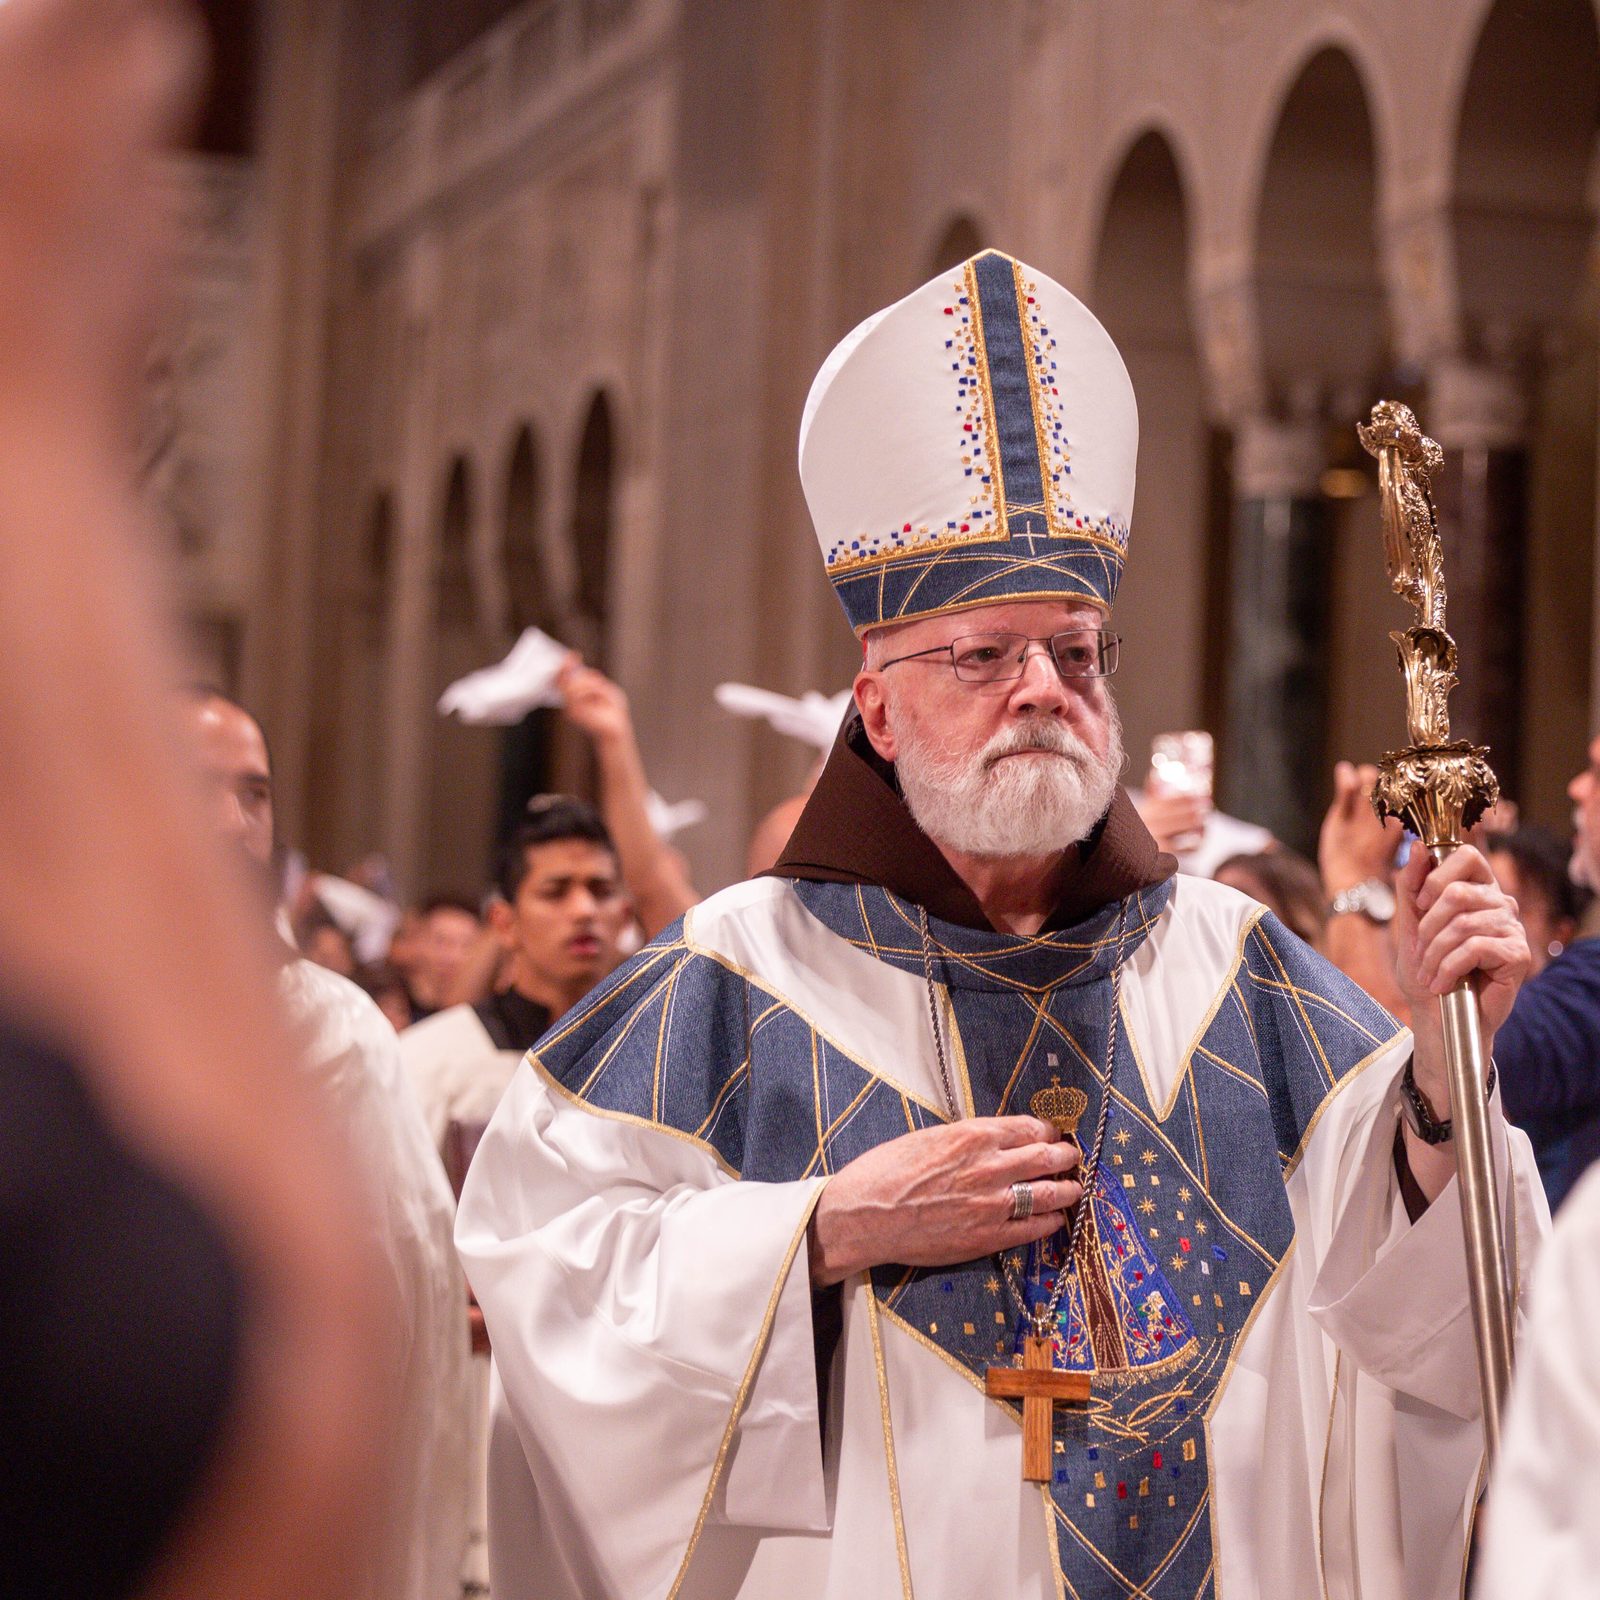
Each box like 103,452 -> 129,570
280,956 -> 473,1600
1478,1160 -> 1600,1596
186,687 -> 472,1600
402,794 -> 631,1595
458,249 -> 1545,1600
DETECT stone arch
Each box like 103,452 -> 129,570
1439,0 -> 1600,809
497,422 -> 560,841
503,422 -> 551,633
1451,0 -> 1600,354
926,214 -> 983,275
436,456 -> 478,630
1224,46 -> 1389,852
426,454 -> 500,892
1089,129 -> 1217,779
568,390 -> 617,669
1253,45 -> 1387,413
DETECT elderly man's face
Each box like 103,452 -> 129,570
854,598 -> 1122,857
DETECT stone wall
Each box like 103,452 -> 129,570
220,0 -> 1600,891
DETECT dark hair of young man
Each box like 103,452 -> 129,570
495,796 -> 617,904
1213,848 -> 1329,949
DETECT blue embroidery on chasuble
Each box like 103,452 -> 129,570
789,881 -> 1400,1599
534,928 -> 945,1178
533,885 -> 1401,1600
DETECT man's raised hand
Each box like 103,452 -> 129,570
806,1116 -> 1082,1288
1319,761 -> 1404,893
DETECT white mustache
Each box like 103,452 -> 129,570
980,720 -> 1093,768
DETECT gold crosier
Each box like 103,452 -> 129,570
1357,399 -> 1514,1458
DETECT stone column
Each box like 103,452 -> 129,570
237,0 -> 349,847
381,240 -> 443,899
1427,356 -> 1530,790
1220,415 -> 1330,854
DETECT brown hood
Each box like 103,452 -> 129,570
768,713 -> 1175,931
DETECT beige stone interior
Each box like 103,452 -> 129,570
155,0 -> 1600,895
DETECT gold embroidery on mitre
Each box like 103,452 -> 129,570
1030,1075 -> 1088,1138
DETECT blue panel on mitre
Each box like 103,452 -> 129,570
799,249 -> 1138,636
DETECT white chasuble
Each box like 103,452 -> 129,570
456,875 -> 1546,1600
280,959 -> 473,1600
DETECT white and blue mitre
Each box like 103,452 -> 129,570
800,249 -> 1137,634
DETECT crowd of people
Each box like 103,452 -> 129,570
279,682 -> 1600,1231
4,4 -> 1599,1598
250,620 -> 1600,1598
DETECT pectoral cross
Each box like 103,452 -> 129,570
984,1334 -> 1091,1482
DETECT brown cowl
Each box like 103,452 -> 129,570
767,713 -> 1175,930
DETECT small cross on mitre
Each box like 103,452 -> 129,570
1030,1076 -> 1088,1139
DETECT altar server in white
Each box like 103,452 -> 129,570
458,250 -> 1545,1600
1478,1160 -> 1600,1596
187,688 -> 472,1600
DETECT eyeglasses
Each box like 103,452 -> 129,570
878,629 -> 1120,683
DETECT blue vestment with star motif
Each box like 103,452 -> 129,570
505,860 -> 1405,1598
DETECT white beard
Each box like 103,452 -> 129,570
893,701 -> 1125,859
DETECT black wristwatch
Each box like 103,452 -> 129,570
1399,1055 -> 1498,1145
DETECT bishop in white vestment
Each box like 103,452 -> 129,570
457,250 -> 1544,1600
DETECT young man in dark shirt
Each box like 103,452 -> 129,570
476,796 -> 630,1049
401,797 -> 630,1156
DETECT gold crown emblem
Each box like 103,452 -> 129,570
1030,1076 -> 1088,1137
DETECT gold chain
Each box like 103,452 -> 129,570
918,901 -> 1128,1341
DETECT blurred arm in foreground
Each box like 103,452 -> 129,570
0,2 -> 386,1595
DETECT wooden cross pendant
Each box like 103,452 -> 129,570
984,1334 -> 1091,1482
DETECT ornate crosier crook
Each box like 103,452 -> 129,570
1357,400 -> 1514,1459
1358,401 -> 1499,842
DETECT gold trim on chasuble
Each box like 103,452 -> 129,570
664,1183 -> 828,1600
1315,1349 -> 1342,1600
865,1283 -> 917,1600
529,1046 -> 739,1180
1198,1035 -> 1403,1599
1198,1239 -> 1298,1600
1119,907 -> 1267,1127
679,921 -> 953,1124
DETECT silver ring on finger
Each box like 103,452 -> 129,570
1009,1180 -> 1035,1221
